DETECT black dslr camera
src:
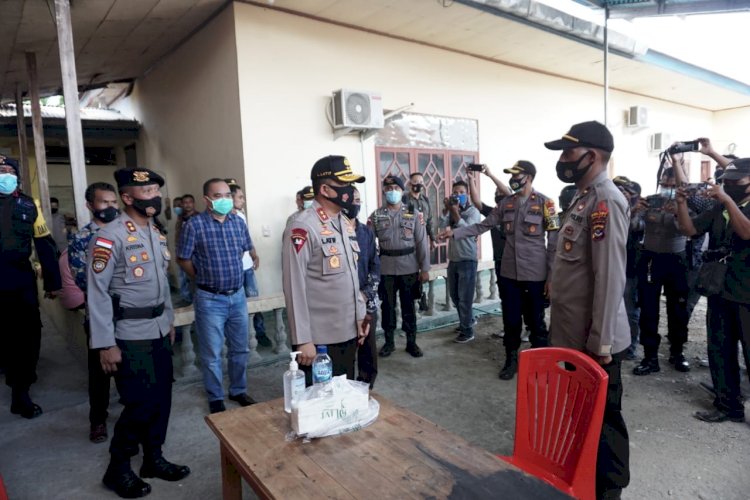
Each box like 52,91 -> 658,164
449,194 -> 461,206
668,141 -> 700,154
683,182 -> 709,196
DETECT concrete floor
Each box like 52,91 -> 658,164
2,300 -> 750,499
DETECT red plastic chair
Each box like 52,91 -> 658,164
0,473 -> 7,500
500,347 -> 608,500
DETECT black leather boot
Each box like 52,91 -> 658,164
499,350 -> 519,380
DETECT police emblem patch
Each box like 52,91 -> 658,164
564,240 -> 573,252
329,255 -> 340,269
291,228 -> 308,253
591,200 -> 609,241
133,266 -> 144,278
92,260 -> 106,273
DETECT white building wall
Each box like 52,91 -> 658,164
711,106 -> 750,158
232,3 -> 714,295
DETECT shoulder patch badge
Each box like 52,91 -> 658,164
316,208 -> 329,223
92,237 -> 114,273
591,200 -> 609,242
291,228 -> 308,254
125,221 -> 137,233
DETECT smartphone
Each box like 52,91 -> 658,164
467,163 -> 485,172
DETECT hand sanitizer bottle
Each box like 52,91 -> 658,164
283,351 -> 305,413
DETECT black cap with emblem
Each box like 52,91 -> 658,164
311,155 -> 365,183
0,155 -> 20,175
503,160 -> 537,178
717,158 -> 750,181
383,176 -> 405,190
114,168 -> 165,189
544,121 -> 615,153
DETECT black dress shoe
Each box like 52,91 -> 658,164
208,400 -> 226,414
633,358 -> 660,376
140,457 -> 190,482
694,409 -> 745,423
669,354 -> 690,372
378,343 -> 395,357
405,343 -> 423,358
103,469 -> 151,498
228,393 -> 257,407
90,423 -> 108,443
10,401 -> 43,419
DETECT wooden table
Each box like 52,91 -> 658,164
205,394 -> 572,499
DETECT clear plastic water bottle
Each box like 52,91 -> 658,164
312,345 -> 332,385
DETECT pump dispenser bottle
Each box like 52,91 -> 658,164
283,351 -> 305,413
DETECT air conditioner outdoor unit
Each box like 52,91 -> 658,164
628,105 -> 648,128
331,89 -> 384,130
650,132 -> 670,152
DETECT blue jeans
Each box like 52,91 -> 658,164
624,276 -> 640,354
194,288 -> 249,402
243,268 -> 266,336
448,260 -> 477,335
178,267 -> 193,304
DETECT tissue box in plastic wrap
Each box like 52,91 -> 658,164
291,376 -> 370,436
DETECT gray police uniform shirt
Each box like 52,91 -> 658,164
549,171 -> 630,356
452,190 -> 560,282
282,201 -> 365,347
369,203 -> 431,276
438,205 -> 481,262
403,192 -> 436,241
87,213 -> 174,349
639,206 -> 687,254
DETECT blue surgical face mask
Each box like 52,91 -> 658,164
456,193 -> 468,206
385,190 -> 402,205
0,173 -> 18,195
211,197 -> 234,216
302,200 -> 313,209
173,206 -> 183,217
658,185 -> 676,199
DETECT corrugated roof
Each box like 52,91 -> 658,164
0,104 -> 137,123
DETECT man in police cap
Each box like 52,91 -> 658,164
282,156 -> 368,382
370,176 -> 431,358
440,160 -> 559,379
88,167 -> 189,498
286,186 -> 314,227
0,155 -> 61,419
545,121 -> 630,499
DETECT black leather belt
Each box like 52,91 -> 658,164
116,302 -> 165,321
381,247 -> 415,257
197,284 -> 239,296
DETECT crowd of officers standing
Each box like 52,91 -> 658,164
2,119 -> 750,500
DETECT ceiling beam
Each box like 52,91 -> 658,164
577,0 -> 750,19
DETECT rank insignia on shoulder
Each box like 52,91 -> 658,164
316,208 -> 329,222
125,221 -> 137,233
127,235 -> 137,242
291,228 -> 308,254
590,200 -> 609,242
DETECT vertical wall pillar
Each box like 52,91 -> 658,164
26,52 -> 51,222
14,85 -> 31,191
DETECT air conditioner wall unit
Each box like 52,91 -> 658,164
332,89 -> 384,130
628,105 -> 648,128
650,132 -> 670,152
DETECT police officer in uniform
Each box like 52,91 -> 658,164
441,161 -> 559,379
545,121 -> 630,499
632,166 -> 691,375
88,168 -> 189,498
282,156 -> 368,382
370,176 -> 431,358
0,155 -> 61,419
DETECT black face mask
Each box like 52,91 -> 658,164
556,152 -> 593,184
724,184 -> 749,204
94,206 -> 120,224
325,184 -> 357,216
345,203 -> 361,219
494,194 -> 504,205
131,196 -> 162,218
51,208 -> 58,214
509,176 -> 527,193
411,184 -> 423,194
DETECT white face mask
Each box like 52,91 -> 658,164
302,200 -> 313,209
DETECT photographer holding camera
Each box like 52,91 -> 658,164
675,158 -> 750,423
633,156 -> 694,376
438,180 -> 481,343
